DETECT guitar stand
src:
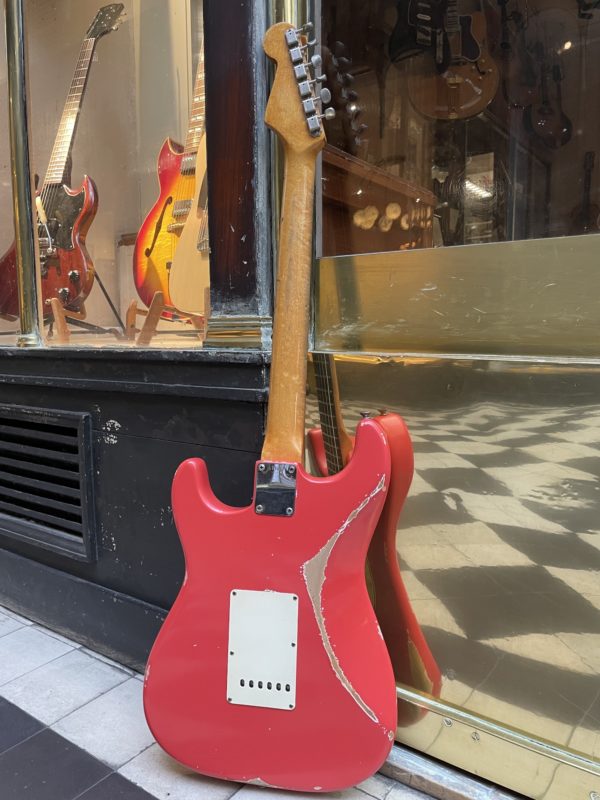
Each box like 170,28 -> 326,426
124,289 -> 209,347
48,299 -> 125,344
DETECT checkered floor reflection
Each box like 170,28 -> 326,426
306,397 -> 600,757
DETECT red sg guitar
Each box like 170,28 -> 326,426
143,22 -> 398,792
0,5 -> 124,320
308,354 -> 442,725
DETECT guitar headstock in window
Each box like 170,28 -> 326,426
86,4 -> 126,41
264,21 -> 335,153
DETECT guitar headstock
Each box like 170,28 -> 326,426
86,4 -> 126,40
264,21 -> 335,154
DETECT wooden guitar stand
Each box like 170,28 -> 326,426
125,289 -> 209,346
48,298 -> 124,344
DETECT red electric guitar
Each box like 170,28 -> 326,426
308,354 -> 442,725
0,4 -> 124,320
143,21 -> 398,792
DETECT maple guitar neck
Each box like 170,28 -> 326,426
261,28 -> 326,463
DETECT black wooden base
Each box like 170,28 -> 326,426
0,547 -> 164,672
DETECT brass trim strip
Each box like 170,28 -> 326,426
396,684 -> 600,777
4,0 -> 41,346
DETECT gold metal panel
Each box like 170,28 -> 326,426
315,235 -> 600,357
306,355 -> 600,797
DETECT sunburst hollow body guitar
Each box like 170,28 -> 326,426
143,22 -> 398,792
133,51 -> 208,315
0,4 -> 124,320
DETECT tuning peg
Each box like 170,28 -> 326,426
319,107 -> 336,122
320,87 -> 332,104
338,56 -> 352,70
311,54 -> 322,70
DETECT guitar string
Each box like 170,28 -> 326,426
314,354 -> 344,474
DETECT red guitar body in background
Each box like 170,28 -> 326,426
308,412 -> 442,723
0,177 -> 97,320
144,419 -> 398,792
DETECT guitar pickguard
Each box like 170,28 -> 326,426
44,187 -> 86,251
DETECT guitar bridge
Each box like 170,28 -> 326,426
254,462 -> 297,517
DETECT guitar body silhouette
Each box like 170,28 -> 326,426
144,419 -> 397,791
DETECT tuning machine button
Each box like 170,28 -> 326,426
320,87 -> 332,104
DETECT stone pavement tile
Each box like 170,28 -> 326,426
119,743 -> 239,800
0,697 -> 44,754
2,647 -> 130,724
357,773 -> 397,799
0,609 -> 25,639
52,677 -> 154,769
77,771 -> 158,800
231,786 -> 371,800
0,728 -> 110,800
0,626 -> 73,686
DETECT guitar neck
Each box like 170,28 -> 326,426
313,353 -> 347,475
44,37 -> 97,187
261,148 -> 316,463
184,47 -> 206,155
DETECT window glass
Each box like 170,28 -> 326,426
320,0 -> 600,256
24,0 -> 208,347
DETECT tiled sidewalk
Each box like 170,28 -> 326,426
0,606 -> 430,800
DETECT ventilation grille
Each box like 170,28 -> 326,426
0,407 -> 92,544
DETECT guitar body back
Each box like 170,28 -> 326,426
0,176 -> 97,320
168,132 -> 210,315
144,419 -> 397,792
133,138 -> 188,310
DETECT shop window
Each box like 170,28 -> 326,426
12,1 -> 210,347
316,0 -> 600,356
0,12 -> 19,341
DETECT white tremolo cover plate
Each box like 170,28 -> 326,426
227,589 -> 298,710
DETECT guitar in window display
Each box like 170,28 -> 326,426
0,4 -> 125,320
392,0 -> 499,120
133,48 -> 208,317
143,21 -> 398,792
307,353 -> 442,725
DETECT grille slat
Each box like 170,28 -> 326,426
0,407 -> 93,547
0,499 -> 83,534
0,483 -> 81,515
0,454 -> 80,484
0,422 -> 77,447
0,441 -> 79,466
0,469 -> 80,499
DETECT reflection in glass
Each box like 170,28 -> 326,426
320,0 -> 600,256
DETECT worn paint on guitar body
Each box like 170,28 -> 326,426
308,413 -> 442,725
133,138 -> 195,310
0,177 -> 97,321
144,418 -> 397,792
